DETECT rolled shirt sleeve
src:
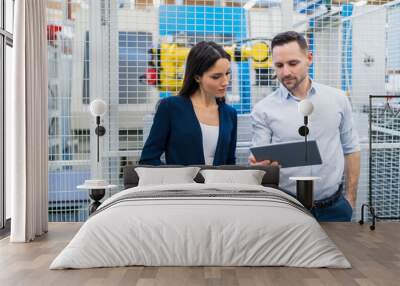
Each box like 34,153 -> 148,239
339,96 -> 360,155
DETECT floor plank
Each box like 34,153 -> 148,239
0,222 -> 399,286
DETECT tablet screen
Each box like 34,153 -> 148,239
250,140 -> 322,168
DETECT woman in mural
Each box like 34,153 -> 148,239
139,41 -> 237,166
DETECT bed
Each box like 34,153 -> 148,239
50,165 -> 350,269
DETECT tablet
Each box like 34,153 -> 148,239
250,140 -> 322,168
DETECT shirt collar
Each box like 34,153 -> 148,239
280,79 -> 316,101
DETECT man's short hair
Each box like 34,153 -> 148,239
271,31 -> 309,52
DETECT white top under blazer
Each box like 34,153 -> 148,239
199,122 -> 219,165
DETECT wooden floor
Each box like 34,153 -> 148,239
0,222 -> 399,286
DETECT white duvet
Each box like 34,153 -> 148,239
50,183 -> 351,269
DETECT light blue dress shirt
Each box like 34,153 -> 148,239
251,81 -> 360,200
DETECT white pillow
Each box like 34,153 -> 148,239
200,169 -> 266,185
135,167 -> 201,186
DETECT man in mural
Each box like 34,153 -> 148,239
250,31 -> 361,222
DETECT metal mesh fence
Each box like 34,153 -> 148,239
369,96 -> 400,219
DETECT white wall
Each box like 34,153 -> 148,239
313,25 -> 342,89
248,7 -> 283,39
351,5 -> 386,106
70,7 -> 159,131
249,7 -> 307,39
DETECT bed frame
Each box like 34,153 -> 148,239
123,165 -> 281,189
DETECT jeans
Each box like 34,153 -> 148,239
311,194 -> 353,222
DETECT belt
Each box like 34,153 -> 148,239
313,184 -> 343,209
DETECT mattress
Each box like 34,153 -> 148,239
50,183 -> 351,269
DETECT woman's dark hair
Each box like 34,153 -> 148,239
178,41 -> 231,102
271,31 -> 309,53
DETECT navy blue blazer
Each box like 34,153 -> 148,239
139,96 -> 237,166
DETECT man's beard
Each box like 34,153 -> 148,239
281,74 -> 307,94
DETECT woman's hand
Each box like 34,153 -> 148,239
248,154 -> 279,166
